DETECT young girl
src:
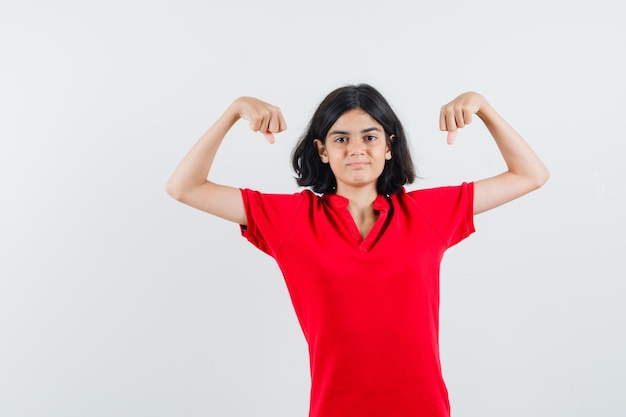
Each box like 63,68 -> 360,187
166,84 -> 549,417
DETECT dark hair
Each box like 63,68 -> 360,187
291,83 -> 416,194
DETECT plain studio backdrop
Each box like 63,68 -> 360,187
1,1 -> 624,416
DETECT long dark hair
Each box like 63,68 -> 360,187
291,84 -> 416,194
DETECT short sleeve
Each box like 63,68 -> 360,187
408,182 -> 475,248
239,188 -> 307,257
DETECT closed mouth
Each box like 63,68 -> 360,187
346,162 -> 369,168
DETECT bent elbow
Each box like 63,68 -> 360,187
165,180 -> 187,202
535,166 -> 550,189
515,167 -> 550,195
522,169 -> 549,194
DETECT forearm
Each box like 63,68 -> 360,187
165,106 -> 239,199
477,101 -> 550,187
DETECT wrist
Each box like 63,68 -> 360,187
224,99 -> 245,123
476,97 -> 494,120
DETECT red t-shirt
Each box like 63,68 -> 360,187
240,183 -> 475,417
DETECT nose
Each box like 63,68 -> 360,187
347,140 -> 365,156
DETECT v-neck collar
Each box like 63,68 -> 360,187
322,193 -> 392,252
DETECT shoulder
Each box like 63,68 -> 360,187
240,188 -> 318,210
395,183 -> 474,217
404,182 -> 474,202
240,188 -> 316,199
400,183 -> 476,247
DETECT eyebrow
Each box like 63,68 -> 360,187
327,127 -> 382,136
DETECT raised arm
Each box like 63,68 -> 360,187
165,97 -> 286,224
439,92 -> 549,215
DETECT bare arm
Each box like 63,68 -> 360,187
439,92 -> 549,215
165,97 -> 287,224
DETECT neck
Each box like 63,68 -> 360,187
336,185 -> 379,218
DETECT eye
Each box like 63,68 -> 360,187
365,135 -> 377,142
334,137 -> 347,143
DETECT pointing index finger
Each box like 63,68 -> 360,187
446,130 -> 457,145
262,132 -> 276,144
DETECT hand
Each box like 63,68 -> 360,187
439,92 -> 486,145
231,96 -> 287,144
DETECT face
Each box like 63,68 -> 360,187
314,108 -> 392,195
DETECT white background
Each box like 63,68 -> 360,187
1,1 -> 624,416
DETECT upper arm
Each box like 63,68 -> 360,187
167,181 -> 247,225
473,172 -> 546,215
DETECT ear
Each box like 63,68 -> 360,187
385,134 -> 395,160
313,139 -> 329,163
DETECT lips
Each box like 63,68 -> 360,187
346,162 -> 369,168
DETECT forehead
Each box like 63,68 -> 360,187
327,109 -> 382,134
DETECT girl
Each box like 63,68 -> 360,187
166,84 -> 549,417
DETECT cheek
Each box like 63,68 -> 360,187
328,158 -> 343,171
328,150 -> 345,163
